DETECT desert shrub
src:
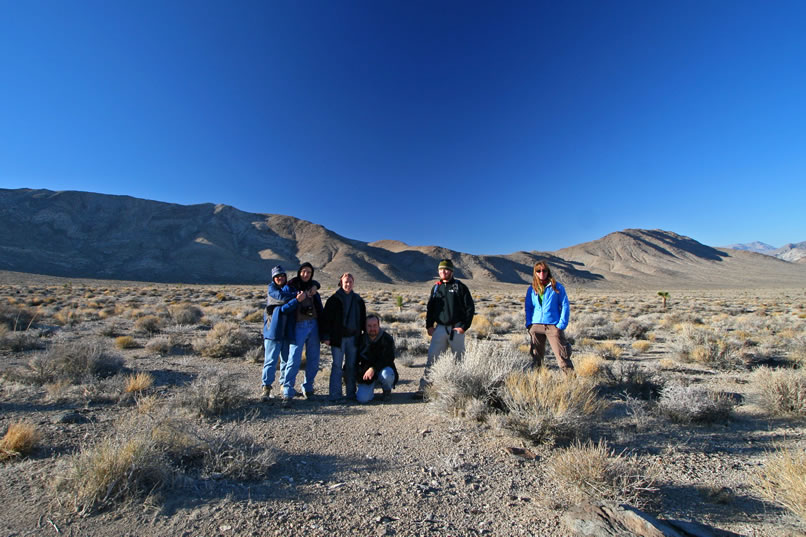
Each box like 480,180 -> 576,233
752,367 -> 806,417
243,310 -> 263,323
671,323 -> 742,369
0,422 -> 40,462
547,439 -> 659,507
134,315 -> 164,334
427,340 -> 531,418
615,318 -> 651,340
603,362 -> 663,400
502,368 -> 608,444
125,372 -> 154,394
21,339 -> 124,385
631,340 -> 652,353
382,310 -> 419,324
193,322 -> 252,358
0,328 -> 43,351
0,303 -> 36,330
789,336 -> 806,368
396,335 -> 429,356
657,384 -> 734,424
55,428 -> 170,514
595,340 -> 623,360
168,304 -> 204,325
176,373 -> 247,417
575,353 -> 607,379
567,313 -> 617,341
471,315 -> 494,338
114,336 -> 137,349
145,335 -> 180,355
752,446 -> 806,521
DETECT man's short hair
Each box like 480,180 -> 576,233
366,313 -> 381,325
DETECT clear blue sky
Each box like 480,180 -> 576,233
1,1 -> 804,254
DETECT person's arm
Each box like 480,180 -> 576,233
455,283 -> 474,333
524,287 -> 534,328
320,296 -> 334,344
557,284 -> 570,331
425,284 -> 437,335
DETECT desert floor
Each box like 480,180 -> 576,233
1,274 -> 805,536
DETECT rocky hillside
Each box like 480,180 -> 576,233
1,188 -> 805,288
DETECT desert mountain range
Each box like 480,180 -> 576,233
1,188 -> 805,289
724,241 -> 806,263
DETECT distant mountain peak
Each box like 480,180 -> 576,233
723,241 -> 777,254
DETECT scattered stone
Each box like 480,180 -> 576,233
53,411 -> 89,424
503,446 -> 537,460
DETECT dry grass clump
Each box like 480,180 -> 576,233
752,367 -> 806,417
595,340 -> 623,360
192,322 -> 253,358
145,335 -> 181,355
125,372 -> 154,393
427,340 -> 531,419
176,373 -> 248,417
55,408 -> 275,514
631,340 -> 652,353
472,315 -> 494,338
752,446 -> 806,521
0,302 -> 36,330
134,315 -> 164,334
502,368 -> 608,444
567,313 -> 617,341
20,339 -> 125,385
114,335 -> 137,349
574,353 -> 608,379
547,439 -> 659,507
671,323 -> 742,369
0,422 -> 40,462
0,328 -> 43,351
614,318 -> 652,339
169,304 -> 203,325
657,384 -> 734,424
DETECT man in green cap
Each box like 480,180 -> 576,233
414,259 -> 475,398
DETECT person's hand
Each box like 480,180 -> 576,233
295,291 -> 305,301
453,327 -> 465,335
363,367 -> 375,381
427,326 -> 435,337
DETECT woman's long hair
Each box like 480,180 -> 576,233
532,261 -> 558,295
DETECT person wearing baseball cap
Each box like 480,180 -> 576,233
414,259 -> 475,399
261,265 -> 305,401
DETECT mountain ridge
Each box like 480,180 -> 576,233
1,188 -> 805,288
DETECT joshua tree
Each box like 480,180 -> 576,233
396,295 -> 404,312
658,291 -> 670,310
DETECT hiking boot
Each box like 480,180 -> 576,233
380,389 -> 391,401
261,386 -> 272,402
304,391 -> 315,400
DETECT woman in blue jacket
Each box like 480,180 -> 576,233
524,261 -> 574,372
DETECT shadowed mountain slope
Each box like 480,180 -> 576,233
1,189 -> 804,288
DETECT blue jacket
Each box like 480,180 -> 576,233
262,283 -> 299,340
524,282 -> 570,330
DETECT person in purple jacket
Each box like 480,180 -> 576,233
524,261 -> 574,373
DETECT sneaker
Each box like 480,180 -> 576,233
380,389 -> 391,401
261,386 -> 272,402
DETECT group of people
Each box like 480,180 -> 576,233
261,258 -> 574,404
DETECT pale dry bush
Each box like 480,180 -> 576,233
176,373 -> 248,417
502,368 -> 608,444
0,422 -> 40,462
427,340 -> 531,419
614,318 -> 652,340
631,340 -> 652,353
134,315 -> 164,334
472,315 -> 494,338
671,323 -> 742,369
752,367 -> 806,417
22,338 -> 124,385
0,328 -> 43,351
566,313 -> 617,341
168,304 -> 204,325
0,302 -> 36,330
193,322 -> 252,358
657,384 -> 734,424
575,353 -> 608,379
595,341 -> 623,360
547,439 -> 659,508
752,446 -> 806,521
145,334 -> 181,355
114,335 -> 137,349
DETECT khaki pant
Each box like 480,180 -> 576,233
528,323 -> 573,371
419,324 -> 465,390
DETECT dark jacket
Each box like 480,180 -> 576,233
356,330 -> 398,386
287,264 -> 324,322
322,290 -> 366,348
262,283 -> 299,340
425,278 -> 475,331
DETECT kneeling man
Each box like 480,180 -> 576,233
356,314 -> 398,403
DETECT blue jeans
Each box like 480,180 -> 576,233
262,338 -> 290,388
357,367 -> 395,403
329,336 -> 358,400
285,319 -> 320,397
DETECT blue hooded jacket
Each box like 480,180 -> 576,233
262,282 -> 299,340
524,282 -> 570,330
